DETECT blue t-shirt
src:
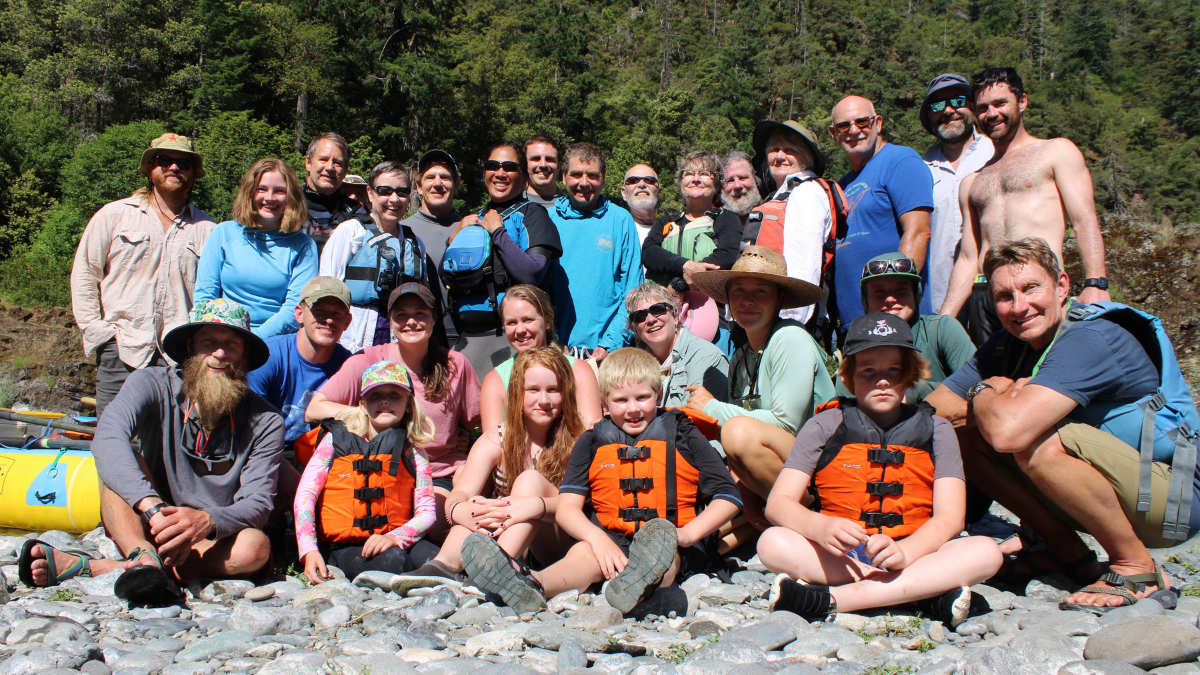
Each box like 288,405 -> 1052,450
247,333 -> 352,443
835,144 -> 934,333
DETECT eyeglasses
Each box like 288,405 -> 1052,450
624,175 -> 659,186
373,185 -> 410,197
484,160 -> 522,173
832,116 -> 878,134
928,96 -> 969,114
681,170 -> 715,180
152,155 -> 196,171
629,302 -> 674,324
862,258 -> 916,278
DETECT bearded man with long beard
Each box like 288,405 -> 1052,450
21,299 -> 283,606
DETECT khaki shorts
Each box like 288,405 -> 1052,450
988,422 -> 1186,549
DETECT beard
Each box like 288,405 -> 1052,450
626,193 -> 658,210
934,116 -> 975,144
182,353 -> 249,419
722,184 -> 762,216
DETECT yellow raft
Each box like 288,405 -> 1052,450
0,447 -> 100,534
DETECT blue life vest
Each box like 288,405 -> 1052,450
1033,302 -> 1199,541
442,201 -> 530,333
344,218 -> 427,306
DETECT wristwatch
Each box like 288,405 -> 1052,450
138,502 -> 166,524
1083,277 -> 1109,290
966,382 -> 995,402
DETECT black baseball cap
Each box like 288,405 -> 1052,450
417,149 -> 459,182
842,312 -> 917,357
387,282 -> 437,312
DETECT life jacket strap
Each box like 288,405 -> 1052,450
861,512 -> 904,528
353,458 -> 383,472
617,445 -> 651,460
868,448 -> 906,465
619,507 -> 657,522
620,477 -> 654,491
354,515 -> 388,530
866,481 -> 905,496
354,487 -> 385,500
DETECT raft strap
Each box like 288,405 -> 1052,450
861,512 -> 904,528
868,449 -> 906,464
866,482 -> 905,496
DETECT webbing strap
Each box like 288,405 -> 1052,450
353,458 -> 383,472
868,448 -> 906,465
860,512 -> 904,527
1163,425 -> 1197,541
354,515 -> 388,530
354,487 -> 385,500
1135,392 -> 1166,512
619,507 -> 656,522
617,445 -> 650,460
665,412 -> 678,523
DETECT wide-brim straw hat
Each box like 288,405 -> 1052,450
691,246 -> 824,310
139,132 -> 206,178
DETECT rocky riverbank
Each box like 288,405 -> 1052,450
2,526 -> 1200,675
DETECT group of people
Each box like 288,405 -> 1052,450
22,66 -> 1197,624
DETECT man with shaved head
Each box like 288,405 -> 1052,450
621,163 -> 661,247
829,95 -> 934,337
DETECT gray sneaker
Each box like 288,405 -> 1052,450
605,518 -> 678,614
461,532 -> 546,614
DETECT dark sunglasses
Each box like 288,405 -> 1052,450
624,175 -> 659,186
152,155 -> 196,171
373,185 -> 411,197
630,302 -> 674,324
484,160 -> 522,173
928,95 -> 969,114
832,116 -> 877,133
863,258 -> 916,278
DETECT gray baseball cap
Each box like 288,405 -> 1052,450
920,73 -> 973,133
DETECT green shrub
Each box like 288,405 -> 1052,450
0,204 -> 85,307
193,112 -> 301,221
61,120 -> 167,221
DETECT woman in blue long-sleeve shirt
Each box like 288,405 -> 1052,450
194,158 -> 318,338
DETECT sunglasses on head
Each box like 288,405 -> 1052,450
929,95 -> 969,114
373,185 -> 410,197
153,155 -> 195,171
630,302 -> 674,324
832,116 -> 877,133
624,175 -> 658,186
484,160 -> 522,173
863,258 -> 916,278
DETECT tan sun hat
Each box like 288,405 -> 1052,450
139,133 -> 206,178
342,174 -> 368,186
691,246 -> 824,310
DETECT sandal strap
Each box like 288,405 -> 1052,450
1075,583 -> 1139,604
1100,561 -> 1164,594
40,542 -> 94,584
126,547 -> 164,568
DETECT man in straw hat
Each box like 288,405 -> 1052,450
21,299 -> 283,605
686,246 -> 836,547
71,132 -> 216,418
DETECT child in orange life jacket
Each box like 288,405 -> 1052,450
294,361 -> 437,582
459,348 -> 742,615
758,313 -> 1003,627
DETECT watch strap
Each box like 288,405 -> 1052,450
139,502 -> 166,523
1083,277 -> 1109,290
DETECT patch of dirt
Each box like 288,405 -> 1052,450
0,303 -> 93,413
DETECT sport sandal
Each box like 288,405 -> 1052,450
1059,561 -> 1178,613
114,548 -> 183,608
461,532 -> 546,614
606,518 -> 678,615
18,539 -> 93,588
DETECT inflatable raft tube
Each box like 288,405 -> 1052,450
0,446 -> 100,534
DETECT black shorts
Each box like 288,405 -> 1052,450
432,475 -> 454,492
593,515 -> 716,580
967,280 -> 1000,347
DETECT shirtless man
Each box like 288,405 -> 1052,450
939,68 -> 1110,344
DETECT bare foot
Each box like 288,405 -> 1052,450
1063,556 -> 1166,607
29,545 -> 121,586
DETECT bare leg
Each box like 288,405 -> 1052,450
721,417 -> 797,499
432,525 -> 473,571
532,541 -> 607,597
1016,431 -> 1163,607
496,470 -> 559,561
757,527 -> 1003,612
271,461 -> 301,524
173,528 -> 272,583
29,485 -> 133,585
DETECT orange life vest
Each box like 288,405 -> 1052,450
294,424 -> 325,467
588,410 -> 700,536
808,400 -> 937,539
316,420 -> 417,544
668,406 -> 721,441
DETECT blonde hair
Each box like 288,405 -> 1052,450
837,347 -> 931,393
231,158 -> 309,234
339,389 -> 435,446
496,347 -> 584,496
598,347 -> 663,400
499,285 -> 557,345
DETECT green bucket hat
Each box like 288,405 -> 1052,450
859,252 -> 923,314
139,133 -> 206,179
751,120 -> 826,192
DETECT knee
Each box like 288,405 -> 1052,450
721,417 -> 757,462
1017,433 -> 1065,474
756,526 -> 801,567
962,536 -> 1006,581
510,469 -> 551,497
374,546 -> 412,571
229,529 -> 272,572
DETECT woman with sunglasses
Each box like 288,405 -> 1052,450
479,285 -> 601,431
626,282 -> 729,408
194,158 -> 318,338
444,143 -> 563,378
319,161 -> 443,352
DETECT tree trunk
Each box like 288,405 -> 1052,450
294,90 -> 309,154
660,0 -> 671,91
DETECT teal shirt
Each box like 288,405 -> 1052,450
703,320 -> 836,435
835,313 -> 975,404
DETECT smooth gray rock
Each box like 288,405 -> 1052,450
688,621 -> 723,637
818,662 -> 869,675
80,662 -> 113,675
720,621 -> 797,651
353,571 -> 401,591
1098,598 -> 1168,624
415,658 -> 491,675
225,604 -> 280,637
142,639 -> 187,653
680,575 -> 713,595
686,638 -> 768,664
242,586 -> 274,602
781,626 -> 863,658
697,584 -> 751,606
463,629 -> 526,657
133,619 -> 198,639
557,640 -> 588,671
1058,660 -> 1148,675
62,570 -> 121,597
1026,574 -> 1076,603
564,606 -> 623,630
520,648 -> 558,675
524,626 -> 610,652
403,603 -> 458,623
338,654 -> 421,675
341,637 -> 402,655
316,604 -> 351,629
160,665 -> 213,675
835,644 -> 890,667
677,660 -> 740,675
42,620 -> 93,647
774,664 -> 821,675
292,580 -> 365,608
1010,628 -> 1083,674
172,629 -> 253,663
397,630 -> 444,651
762,611 -> 815,636
956,646 -> 1043,675
0,647 -> 85,675
914,658 -> 957,675
112,652 -> 170,673
1085,616 -> 1200,668
447,605 -> 501,627
1151,665 -> 1200,675
256,652 -> 326,675
468,664 -> 539,675
592,653 -> 636,675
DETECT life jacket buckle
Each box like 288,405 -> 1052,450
619,477 -> 654,491
354,487 -> 385,500
867,448 -> 906,464
353,515 -> 388,530
617,445 -> 651,460
618,507 -> 656,522
353,458 -> 384,472
860,512 -> 904,527
866,481 -> 904,496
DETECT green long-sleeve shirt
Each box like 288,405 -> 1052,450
704,320 -> 835,435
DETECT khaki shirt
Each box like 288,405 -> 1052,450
70,195 -> 215,368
